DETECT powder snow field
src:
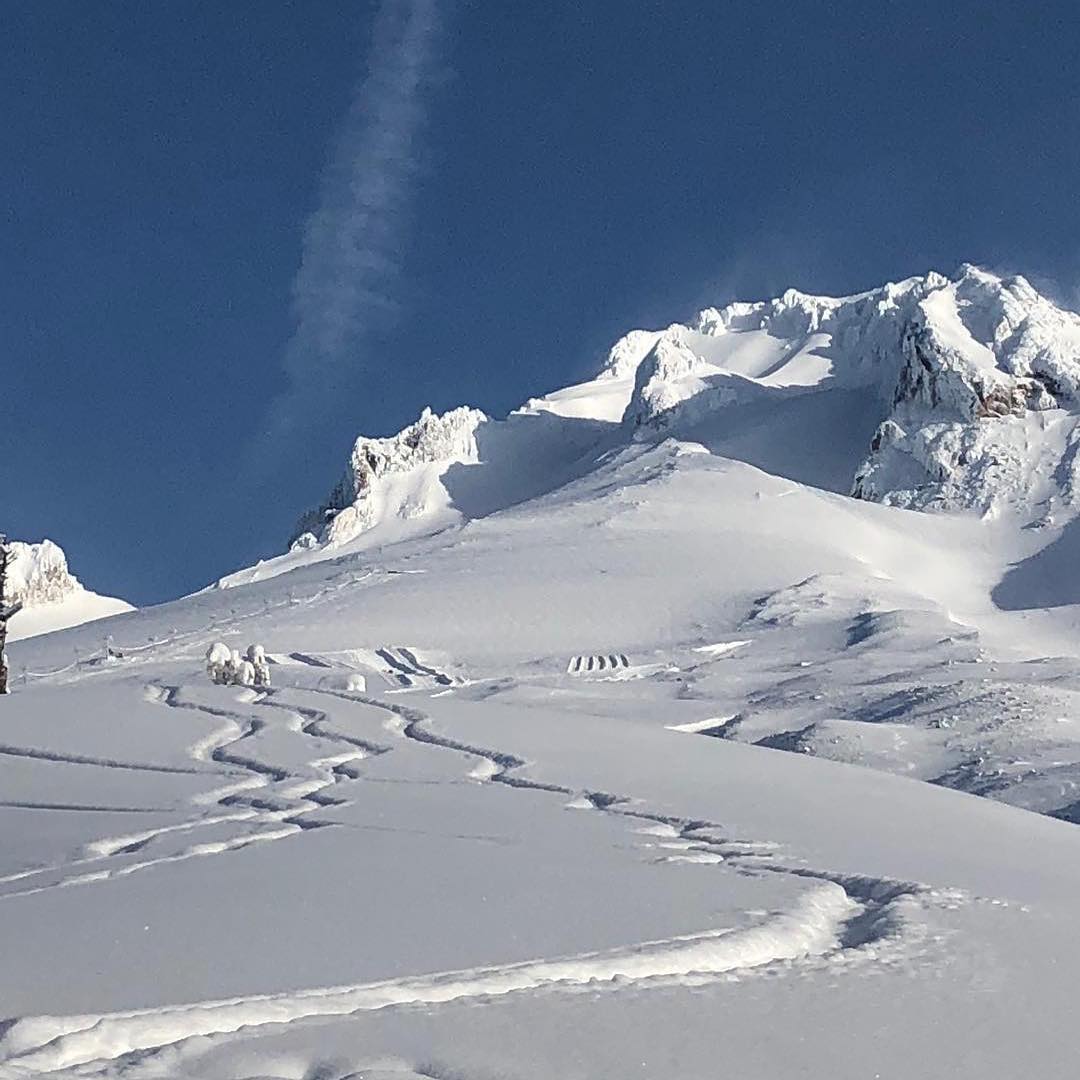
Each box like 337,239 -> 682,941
6,267 -> 1080,1076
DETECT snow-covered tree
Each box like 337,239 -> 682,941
246,643 -> 271,687
0,534 -> 20,695
205,642 -> 232,684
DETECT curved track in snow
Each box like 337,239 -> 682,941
0,685 -> 391,902
0,681 -> 954,1077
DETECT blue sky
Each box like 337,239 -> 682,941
5,0 -> 1080,604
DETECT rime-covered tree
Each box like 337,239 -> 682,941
0,534 -> 18,694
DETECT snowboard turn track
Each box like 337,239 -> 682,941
0,677 -> 944,1077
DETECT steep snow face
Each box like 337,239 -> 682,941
519,329 -> 662,423
613,266 -> 1080,521
620,276 -> 937,432
292,331 -> 666,557
853,268 -> 1080,519
4,540 -> 133,642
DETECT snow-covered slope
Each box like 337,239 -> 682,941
193,265 -> 1080,819
7,264 -> 1080,1079
6,425 -> 1080,1078
4,539 -> 133,642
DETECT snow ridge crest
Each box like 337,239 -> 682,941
291,265 -> 1080,558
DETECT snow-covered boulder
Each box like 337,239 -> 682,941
234,659 -> 256,688
206,641 -> 232,684
246,643 -> 271,687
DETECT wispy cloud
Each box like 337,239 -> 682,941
264,0 -> 446,442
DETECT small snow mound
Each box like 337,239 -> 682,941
469,758 -> 499,782
141,684 -> 169,704
564,794 -> 596,810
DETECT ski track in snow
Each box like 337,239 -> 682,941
0,744 -> 203,775
272,645 -> 455,690
375,647 -> 454,688
0,686 -> 391,902
0,801 -> 167,814
0,679 -> 958,1075
566,654 -> 631,675
0,884 -> 864,1078
329,688 -> 936,926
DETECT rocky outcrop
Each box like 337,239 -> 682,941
853,269 -> 1080,517
291,405 -> 487,550
4,540 -> 81,607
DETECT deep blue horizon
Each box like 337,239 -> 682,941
5,0 -> 1080,606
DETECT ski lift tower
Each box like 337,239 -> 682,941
0,534 -> 23,694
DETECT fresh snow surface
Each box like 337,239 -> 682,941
4,540 -> 133,643
6,265 -> 1080,1077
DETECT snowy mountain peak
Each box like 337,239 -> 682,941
3,539 -> 133,642
600,328 -> 663,380
283,266 -> 1080,572
604,267 -> 1080,520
